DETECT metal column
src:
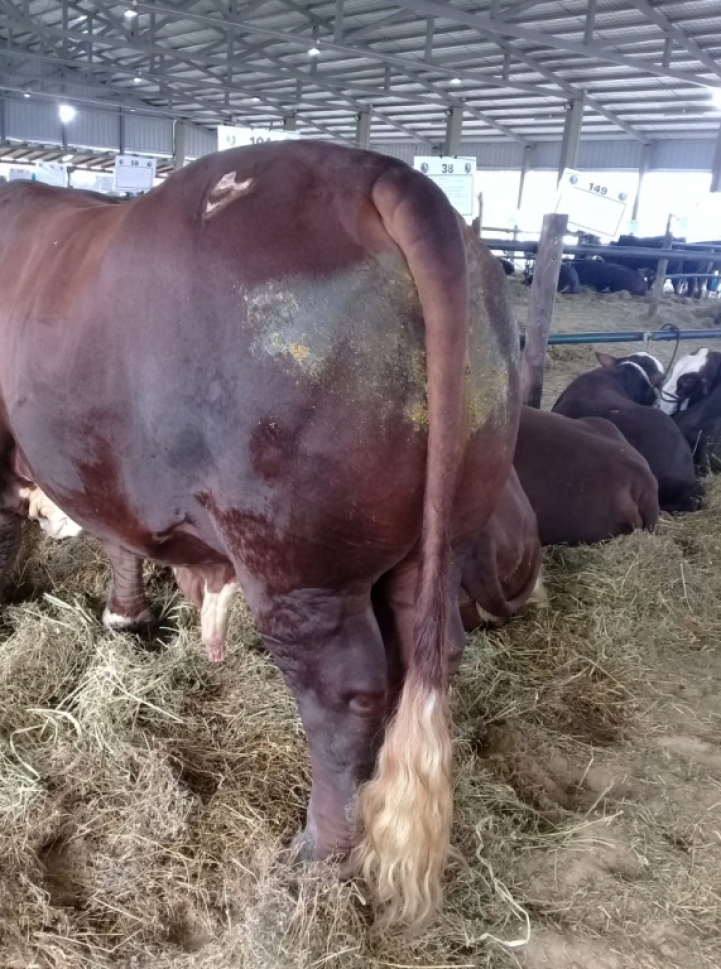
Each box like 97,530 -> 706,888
355,109 -> 371,149
173,121 -> 187,170
712,124 -> 721,193
632,142 -> 653,219
443,105 -> 463,156
517,144 -> 533,212
557,96 -> 585,183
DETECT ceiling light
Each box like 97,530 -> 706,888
450,77 -> 462,86
133,76 -> 142,83
308,46 -> 320,57
58,104 -> 76,124
23,93 -> 30,98
251,96 -> 260,103
709,87 -> 721,109
124,8 -> 138,19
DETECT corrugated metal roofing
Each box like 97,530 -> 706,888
1,0 -> 720,148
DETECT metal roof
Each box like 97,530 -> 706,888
1,0 -> 721,146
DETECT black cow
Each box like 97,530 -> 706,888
526,261 -> 580,294
497,257 -> 515,276
574,259 -> 647,295
674,386 -> 721,472
611,234 -> 714,297
552,352 -> 702,513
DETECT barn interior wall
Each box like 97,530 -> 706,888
1,99 -> 718,174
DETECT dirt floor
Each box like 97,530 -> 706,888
2,281 -> 721,969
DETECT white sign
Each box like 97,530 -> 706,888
556,169 -> 630,238
114,154 -> 156,193
413,155 -> 477,218
8,168 -> 33,181
217,125 -> 300,151
35,162 -> 67,187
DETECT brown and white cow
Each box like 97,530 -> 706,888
552,352 -> 702,513
0,141 -> 520,926
515,406 -> 659,545
659,347 -> 721,416
660,348 -> 721,470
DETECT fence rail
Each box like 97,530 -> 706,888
484,238 -> 721,263
519,327 -> 721,348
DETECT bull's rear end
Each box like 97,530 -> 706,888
0,142 -> 520,925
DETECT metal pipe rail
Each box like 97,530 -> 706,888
518,327 -> 721,348
483,238 -> 721,262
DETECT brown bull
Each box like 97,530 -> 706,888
0,142 -> 519,925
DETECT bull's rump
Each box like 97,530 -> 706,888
0,143 -> 517,580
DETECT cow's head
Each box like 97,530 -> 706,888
596,351 -> 664,406
658,348 -> 721,415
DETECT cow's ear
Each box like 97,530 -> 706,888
596,352 -> 617,369
649,369 -> 665,388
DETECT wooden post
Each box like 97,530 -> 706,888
520,212 -> 568,408
648,215 -> 673,318
475,191 -> 483,237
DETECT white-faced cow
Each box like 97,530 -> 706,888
660,348 -> 721,470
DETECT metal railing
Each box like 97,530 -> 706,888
483,238 -> 721,263
519,327 -> 721,348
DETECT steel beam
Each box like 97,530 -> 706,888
425,16 -> 434,60
387,0 -> 714,88
628,0 -> 721,81
173,120 -> 187,169
517,143 -> 533,211
631,142 -> 652,219
584,0 -> 597,45
557,95 -> 584,182
443,104 -> 462,155
711,125 -> 721,193
355,108 -> 370,148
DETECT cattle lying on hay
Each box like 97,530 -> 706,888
515,406 -> 659,545
0,141 -> 522,927
552,352 -> 702,514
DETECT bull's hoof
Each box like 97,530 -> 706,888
102,606 -> 152,631
283,827 -> 356,876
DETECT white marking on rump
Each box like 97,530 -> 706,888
20,486 -> 83,539
203,172 -> 255,219
658,348 -> 709,414
200,580 -> 238,663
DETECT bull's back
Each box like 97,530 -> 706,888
0,144 -> 518,573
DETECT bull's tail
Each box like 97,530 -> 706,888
355,165 -> 469,927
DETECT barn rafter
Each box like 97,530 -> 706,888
0,1 -> 719,144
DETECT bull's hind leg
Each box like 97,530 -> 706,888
373,554 -> 467,691
247,583 -> 389,861
101,542 -> 152,630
